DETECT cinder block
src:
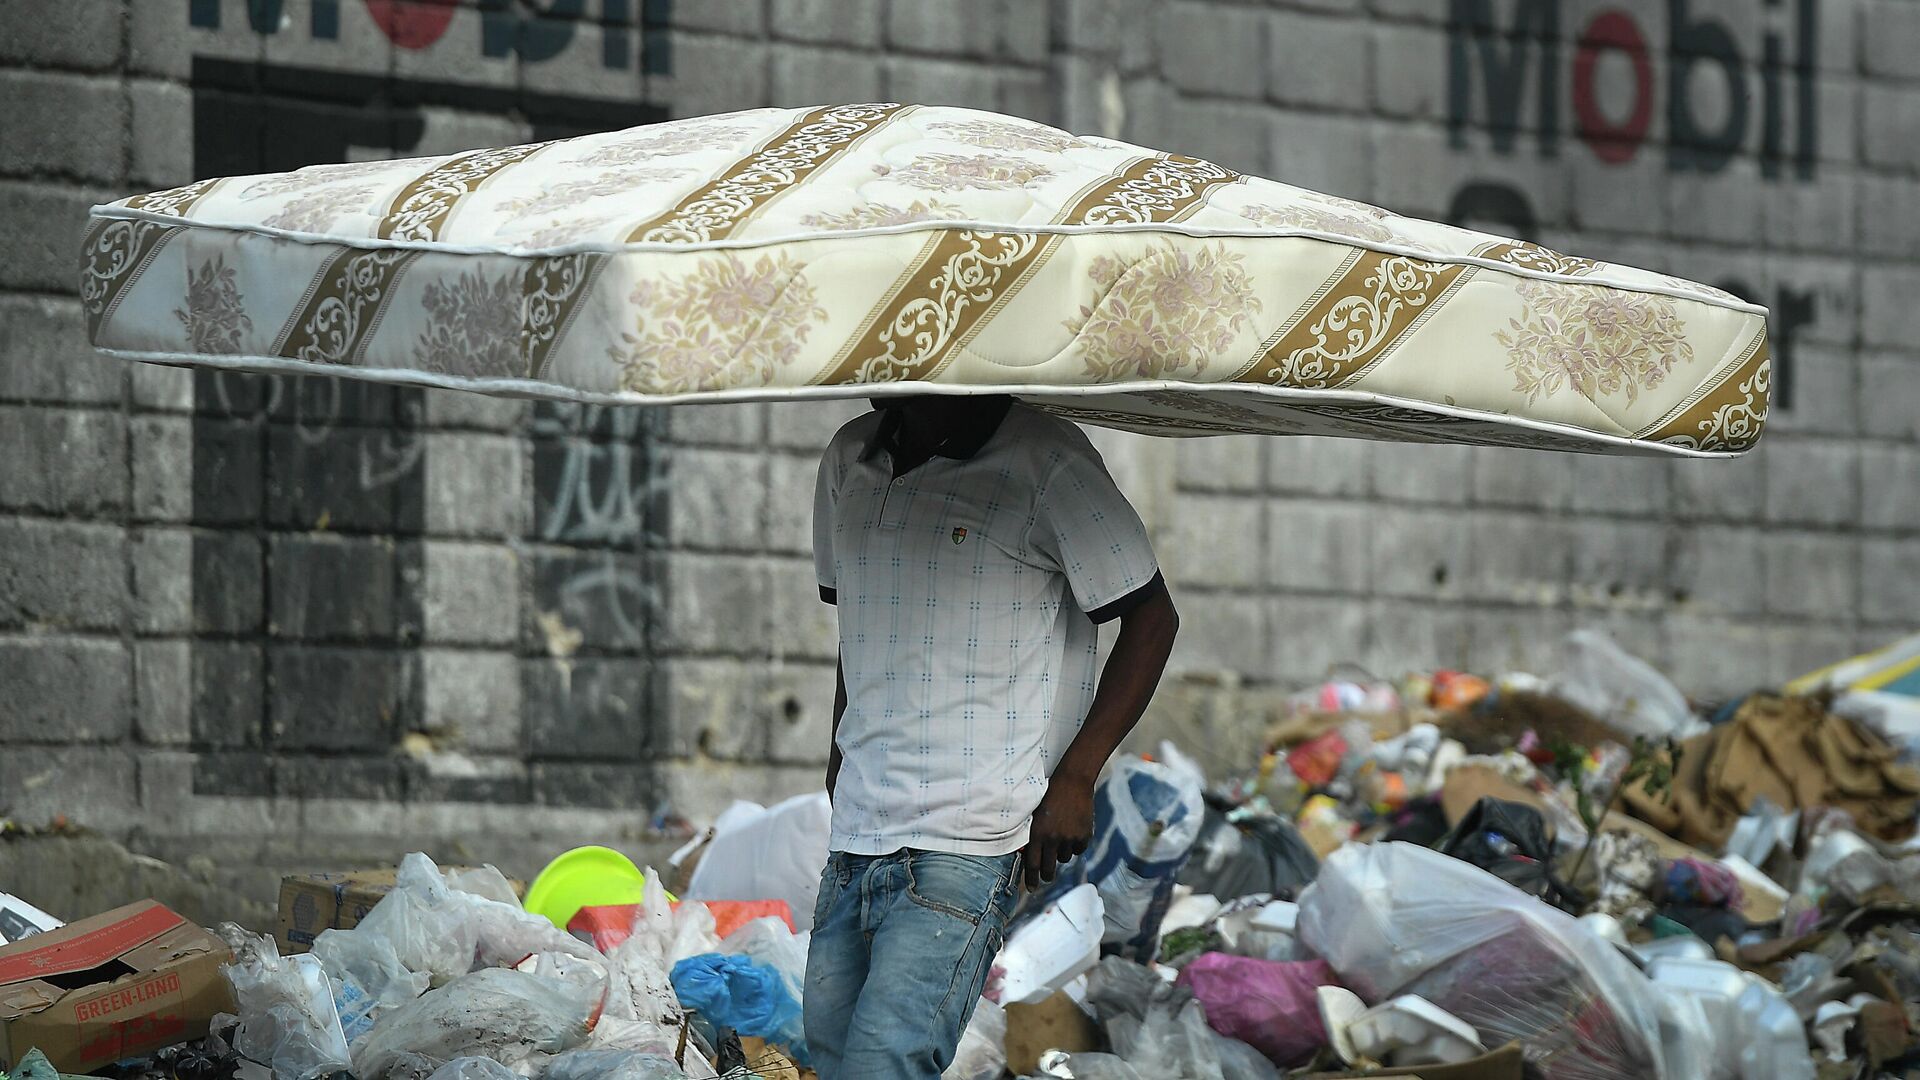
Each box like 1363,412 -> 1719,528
423,541 -> 520,647
771,0 -> 883,47
1570,156 -> 1672,238
422,388 -> 531,433
1368,20 -> 1444,120
191,530 -> 264,636
422,650 -> 523,753
128,80 -> 194,189
1162,98 -> 1271,176
1860,444 -> 1920,532
1863,540 -> 1920,624
656,658 -> 773,761
277,757 -> 405,802
1664,159 -> 1767,247
1167,592 -> 1268,677
1861,268 -> 1920,352
132,416 -> 194,523
767,556 -> 839,663
0,71 -> 126,184
1,181 -> 104,293
391,5 -> 513,91
1569,520 -> 1671,609
0,637 -> 131,743
426,433 -> 528,539
1266,11 -> 1370,112
1266,499 -> 1373,593
1774,623 -> 1860,687
1864,0 -> 1920,80
1471,446 -> 1572,511
659,34 -> 771,119
1671,452 -> 1765,523
131,527 -> 192,635
1365,599 -> 1475,673
1368,505 -> 1474,599
531,761 -> 656,810
1161,494 -> 1265,589
1467,607 -> 1574,679
528,548 -> 656,655
766,454 -> 819,556
1764,438 -> 1859,527
662,553 -> 773,654
668,447 -> 768,551
129,0 -> 263,79
765,661 -> 839,765
1567,455 -> 1670,516
655,761 -> 819,823
1860,355 -> 1920,441
131,363 -> 193,413
1760,252 -> 1858,348
192,642 -> 263,749
1369,441 -> 1472,503
269,533 -> 399,643
886,0 -> 1002,58
135,640 -> 192,747
884,57 -> 1003,112
1465,512 -> 1573,606
1859,174 -> 1920,261
0,519 -> 126,632
1762,532 -> 1858,619
0,0 -> 123,70
1764,171 -> 1857,256
1174,435 -> 1265,493
768,399 -> 866,451
0,406 -> 127,516
521,18 -> 647,103
659,401 -> 766,448
1270,595 -> 1370,685
0,296 -> 123,405
1157,1 -> 1269,99
525,657 -> 651,762
0,746 -> 138,830
1670,525 -> 1767,616
1664,613 -> 1777,699
531,431 -> 654,549
1365,0 -> 1443,22
999,67 -> 1053,124
1769,343 -> 1857,437
671,2 -> 767,35
1863,84 -> 1920,172
1267,436 -> 1370,497
268,645 -> 417,751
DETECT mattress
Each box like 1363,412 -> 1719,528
81,103 -> 1770,455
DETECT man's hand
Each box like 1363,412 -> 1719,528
1022,772 -> 1095,890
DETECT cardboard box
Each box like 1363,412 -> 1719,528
0,901 -> 234,1073
276,867 -> 523,953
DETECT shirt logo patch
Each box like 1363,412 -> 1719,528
951,527 -> 968,545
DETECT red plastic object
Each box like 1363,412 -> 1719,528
1287,731 -> 1348,788
569,899 -> 795,952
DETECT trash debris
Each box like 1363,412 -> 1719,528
683,793 -> 833,934
944,998 -> 1007,1080
216,924 -> 352,1080
1318,987 -> 1488,1067
0,893 -> 60,948
349,967 -> 597,1080
1175,953 -> 1334,1066
668,952 -> 808,1067
993,883 -> 1104,1006
1001,993 -> 1097,1077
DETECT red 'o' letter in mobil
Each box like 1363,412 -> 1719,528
366,0 -> 457,49
1573,10 -> 1654,164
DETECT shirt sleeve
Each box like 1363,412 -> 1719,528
813,439 -> 841,605
1029,437 -> 1160,623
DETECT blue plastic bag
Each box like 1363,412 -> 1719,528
669,953 -> 810,1067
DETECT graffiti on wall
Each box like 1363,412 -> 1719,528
1447,0 -> 1823,409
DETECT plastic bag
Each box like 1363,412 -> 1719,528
422,1057 -> 519,1080
1177,802 -> 1318,902
1298,842 -> 1673,1080
1175,953 -> 1334,1067
1034,748 -> 1205,961
445,865 -> 521,907
942,998 -> 1006,1080
603,872 -> 716,1035
685,793 -> 833,933
353,853 -> 602,985
1438,797 -> 1580,910
310,927 -> 431,1044
718,916 -> 807,1005
1084,957 -> 1225,1080
216,924 -> 352,1080
541,1049 -> 690,1080
1551,629 -> 1701,741
669,953 -> 809,1067
350,967 -> 596,1080
1037,1050 -> 1146,1080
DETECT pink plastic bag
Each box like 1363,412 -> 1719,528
1175,953 -> 1336,1066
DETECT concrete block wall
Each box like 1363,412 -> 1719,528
0,0 -> 1915,911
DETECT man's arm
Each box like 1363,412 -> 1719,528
1021,583 -> 1179,889
827,655 -> 846,801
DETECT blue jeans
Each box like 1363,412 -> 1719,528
803,849 -> 1022,1080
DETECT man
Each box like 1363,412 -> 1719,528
803,394 -> 1179,1079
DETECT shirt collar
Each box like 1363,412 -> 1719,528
862,396 -> 1014,464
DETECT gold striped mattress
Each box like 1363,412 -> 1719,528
82,103 -> 1769,455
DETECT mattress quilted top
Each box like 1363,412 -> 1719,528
83,103 -> 1771,456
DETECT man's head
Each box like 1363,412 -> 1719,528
869,394 -> 1014,458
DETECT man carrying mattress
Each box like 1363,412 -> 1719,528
804,394 -> 1180,1079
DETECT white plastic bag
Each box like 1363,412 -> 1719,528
685,792 -> 833,933
216,925 -> 353,1080
445,865 -> 521,907
310,927 -> 431,1044
942,998 -> 1006,1080
1298,842 -> 1676,1080
542,1049 -> 690,1080
353,853 -> 602,984
601,871 -> 716,1048
422,1057 -> 519,1080
350,968 -> 597,1080
1551,629 -> 1702,741
719,916 -> 808,1005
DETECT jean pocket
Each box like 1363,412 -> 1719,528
812,854 -> 842,928
904,851 -> 1015,925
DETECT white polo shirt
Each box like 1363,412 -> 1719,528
813,403 -> 1162,856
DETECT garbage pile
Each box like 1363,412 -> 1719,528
6,629 -> 1920,1079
